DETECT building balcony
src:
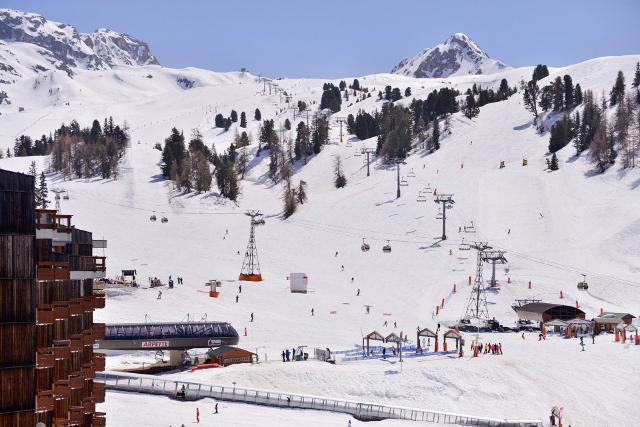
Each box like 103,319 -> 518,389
36,390 -> 55,412
92,381 -> 105,403
94,295 -> 106,310
37,304 -> 55,324
80,256 -> 106,272
37,348 -> 55,369
92,353 -> 105,372
92,323 -> 106,341
53,302 -> 70,320
37,261 -> 70,280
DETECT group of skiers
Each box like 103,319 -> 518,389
281,347 -> 302,362
473,342 -> 503,355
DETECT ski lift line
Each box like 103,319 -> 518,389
70,192 -> 247,216
490,244 -> 640,288
286,220 -> 464,246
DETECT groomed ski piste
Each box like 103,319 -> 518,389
1,52 -> 640,426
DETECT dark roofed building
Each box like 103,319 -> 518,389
513,302 -> 585,323
594,312 -> 636,333
206,346 -> 256,367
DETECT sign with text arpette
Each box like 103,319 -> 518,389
141,340 -> 170,348
207,339 -> 221,346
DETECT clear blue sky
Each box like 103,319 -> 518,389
2,0 -> 638,78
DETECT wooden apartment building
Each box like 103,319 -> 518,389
1,169 -> 107,427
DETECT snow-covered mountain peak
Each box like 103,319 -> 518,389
0,7 -> 158,80
391,32 -> 509,78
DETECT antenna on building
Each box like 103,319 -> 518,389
239,210 -> 265,282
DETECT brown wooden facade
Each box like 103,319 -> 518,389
1,169 -> 106,426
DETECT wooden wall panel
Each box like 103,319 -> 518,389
0,367 -> 35,412
0,323 -> 35,367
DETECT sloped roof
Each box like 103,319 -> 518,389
208,345 -> 255,357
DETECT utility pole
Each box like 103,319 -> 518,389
481,250 -> 507,288
433,194 -> 455,240
362,148 -> 375,177
464,242 -> 492,321
391,159 -> 407,199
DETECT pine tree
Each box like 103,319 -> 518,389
549,153 -> 559,171
463,93 -> 479,119
574,84 -> 583,106
532,64 -> 549,81
240,112 -> 247,128
589,113 -> 610,173
404,87 -> 412,97
296,180 -> 307,204
563,75 -> 574,109
352,79 -> 360,90
432,118 -> 440,150
553,76 -> 564,112
295,121 -> 311,164
633,62 -> 640,88
214,113 -> 225,128
6,148 -> 11,158
38,172 -> 48,208
339,80 -> 346,91
520,80 -> 540,118
610,71 -> 625,106
284,118 -> 291,130
254,108 -> 261,121
28,160 -> 37,177
230,110 -> 238,122
333,155 -> 347,188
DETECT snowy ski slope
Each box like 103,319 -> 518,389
1,54 -> 640,426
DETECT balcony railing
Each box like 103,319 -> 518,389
80,256 -> 106,272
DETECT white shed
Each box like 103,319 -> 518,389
289,273 -> 308,293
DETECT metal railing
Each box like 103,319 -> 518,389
100,371 -> 542,426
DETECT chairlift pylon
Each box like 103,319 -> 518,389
361,238 -> 370,252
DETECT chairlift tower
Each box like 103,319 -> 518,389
391,158 -> 407,199
334,117 -> 347,143
362,148 -> 376,177
239,210 -> 265,282
464,242 -> 492,321
433,194 -> 455,240
482,250 -> 507,288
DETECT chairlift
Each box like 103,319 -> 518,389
382,240 -> 392,253
400,177 -> 409,187
424,183 -> 432,192
253,218 -> 266,226
161,216 -> 168,223
459,239 -> 471,251
361,238 -> 370,252
62,191 -> 69,200
407,168 -> 416,178
416,191 -> 427,203
577,274 -> 588,290
150,212 -> 157,222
